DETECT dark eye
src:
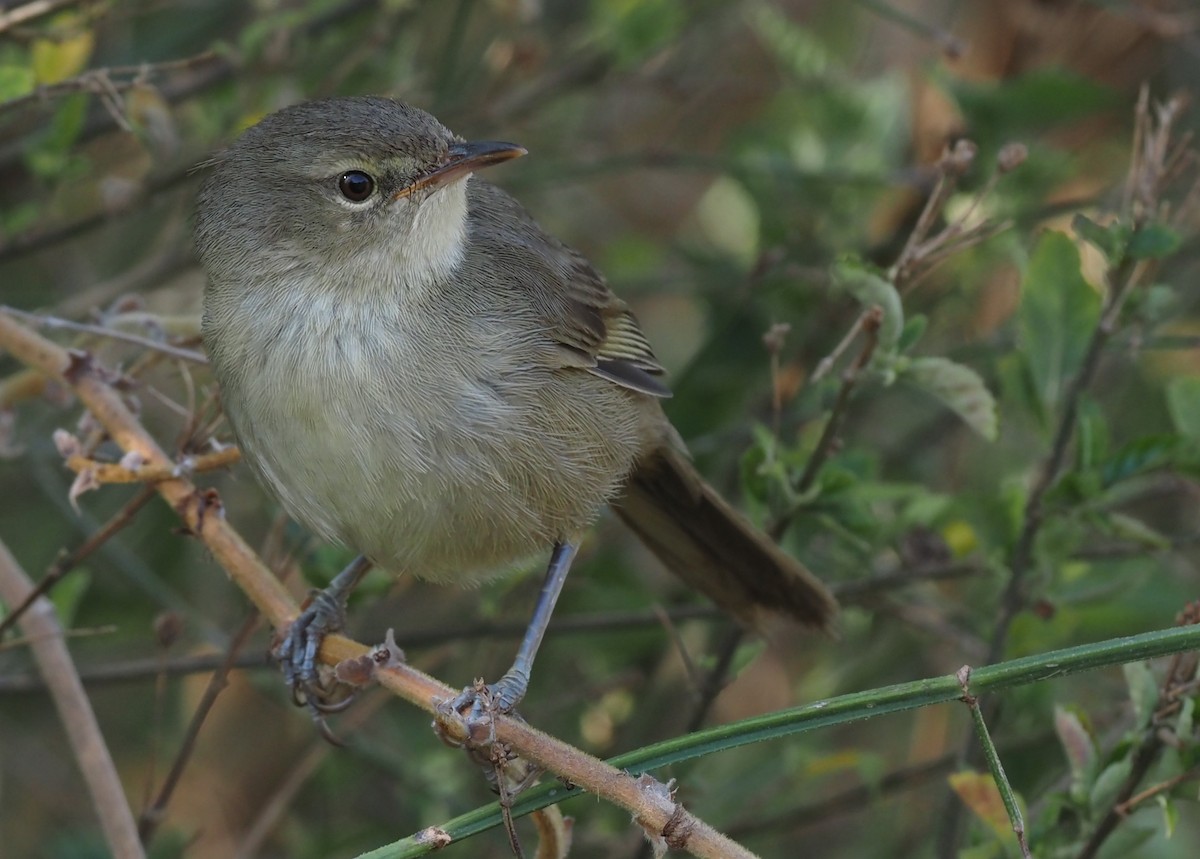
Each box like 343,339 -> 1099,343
337,171 -> 375,202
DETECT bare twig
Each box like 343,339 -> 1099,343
139,609 -> 263,842
0,538 -> 145,859
0,485 -> 155,639
1114,767 -> 1200,816
0,306 -> 208,364
852,0 -> 967,58
889,140 -> 977,287
0,52 -> 224,117
768,305 -> 884,541
686,625 -> 746,734
0,0 -> 78,34
63,447 -> 240,485
0,605 -> 727,693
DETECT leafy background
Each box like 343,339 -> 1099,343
1,1 -> 1199,857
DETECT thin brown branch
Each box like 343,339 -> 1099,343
798,305 -> 883,494
889,139 -> 978,288
0,485 -> 155,640
0,538 -> 145,859
0,366 -> 52,409
987,255 -> 1148,663
1115,767 -> 1200,817
0,605 -> 725,694
831,560 -> 984,604
231,689 -> 393,859
0,303 -> 758,858
64,447 -> 240,485
0,51 -> 225,117
0,165 -> 196,264
0,0 -> 78,33
768,305 -> 884,541
139,610 -> 263,843
0,306 -> 209,364
686,625 -> 746,734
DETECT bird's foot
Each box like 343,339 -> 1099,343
273,588 -> 359,740
433,678 -> 541,797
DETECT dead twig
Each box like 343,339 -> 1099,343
0,537 -> 145,859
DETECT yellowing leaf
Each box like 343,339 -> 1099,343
941,519 -> 978,556
32,17 -> 94,84
948,770 -> 1012,843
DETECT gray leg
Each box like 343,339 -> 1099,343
274,554 -> 373,708
463,541 -> 578,716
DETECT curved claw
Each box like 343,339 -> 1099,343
272,555 -> 374,723
273,588 -> 347,697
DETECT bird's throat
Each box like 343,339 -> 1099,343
398,177 -> 470,291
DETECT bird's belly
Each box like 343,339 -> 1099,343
226,332 -> 645,583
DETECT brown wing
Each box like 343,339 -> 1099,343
466,180 -> 671,399
555,249 -> 670,398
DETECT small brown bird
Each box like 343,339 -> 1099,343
195,96 -> 835,716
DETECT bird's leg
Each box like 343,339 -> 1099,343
450,541 -> 578,722
274,553 -> 373,713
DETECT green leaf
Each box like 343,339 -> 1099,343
1054,706 -> 1095,785
49,568 -> 91,627
831,259 -> 904,359
902,356 -> 998,441
1127,223 -> 1182,260
0,64 -> 35,101
1123,662 -> 1159,731
1071,214 -> 1127,261
951,68 -> 1118,137
1159,794 -> 1178,838
1089,755 -> 1133,814
898,313 -> 927,353
1105,512 -> 1171,551
1018,231 -> 1102,416
1175,696 -> 1194,740
592,0 -> 687,68
749,2 -> 833,79
1098,435 -> 1195,487
1075,399 -> 1109,469
728,639 -> 768,679
1165,376 -> 1200,440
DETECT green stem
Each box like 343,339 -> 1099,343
959,667 -> 1030,858
356,622 -> 1200,858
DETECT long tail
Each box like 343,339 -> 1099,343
612,445 -> 837,630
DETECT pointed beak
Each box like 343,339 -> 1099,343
393,140 -> 526,200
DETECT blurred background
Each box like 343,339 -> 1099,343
1,1 -> 1199,857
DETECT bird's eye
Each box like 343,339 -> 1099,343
337,171 -> 375,203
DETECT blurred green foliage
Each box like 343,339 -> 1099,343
1,1 -> 1199,858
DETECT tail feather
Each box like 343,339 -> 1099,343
612,445 -> 836,630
